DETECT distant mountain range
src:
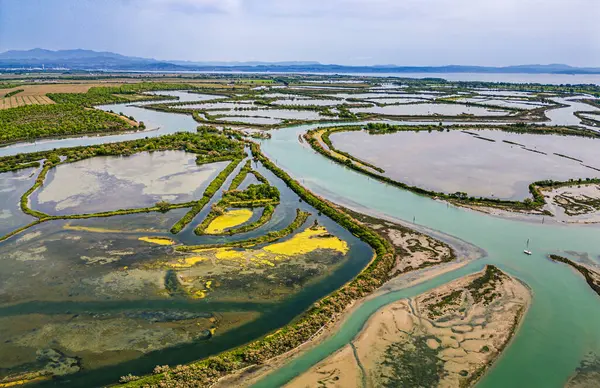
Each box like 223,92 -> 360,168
1,48 -> 600,74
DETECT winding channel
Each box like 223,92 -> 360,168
2,91 -> 600,387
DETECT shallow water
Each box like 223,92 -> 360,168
0,168 -> 38,236
474,89 -> 537,97
32,151 -> 228,215
363,97 -> 428,105
327,92 -> 438,100
350,102 -> 510,116
217,116 -> 283,125
261,93 -> 312,99
458,97 -> 551,109
176,101 -> 259,110
547,97 -> 600,130
146,90 -> 226,103
272,99 -> 340,106
0,139 -> 373,386
215,108 -> 323,120
329,129 -> 600,199
252,122 -> 600,388
1,87 -> 600,387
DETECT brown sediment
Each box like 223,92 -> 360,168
212,211 -> 474,388
287,265 -> 531,388
542,184 -> 600,223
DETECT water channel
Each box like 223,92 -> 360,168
1,89 -> 599,387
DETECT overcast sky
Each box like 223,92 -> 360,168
1,0 -> 599,66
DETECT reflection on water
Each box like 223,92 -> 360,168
215,108 -> 323,120
326,92 -> 438,99
457,97 -> 551,109
0,168 -> 38,236
145,90 -> 226,103
363,97 -> 428,105
217,116 -> 283,125
33,151 -> 228,215
1,86 -> 600,385
177,101 -> 259,110
547,97 -> 600,131
0,148 -> 373,385
272,99 -> 340,106
350,103 -> 509,116
330,129 -> 600,199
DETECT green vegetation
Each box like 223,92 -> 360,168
0,104 -> 135,145
193,156 -> 280,235
122,143 -> 395,387
380,336 -> 444,388
0,131 -> 245,242
182,208 -> 307,250
549,255 -> 600,297
194,183 -> 280,235
19,158 -> 54,218
228,160 -> 252,190
465,265 -> 506,304
0,160 -> 40,173
223,183 -> 280,205
225,204 -> 276,235
47,82 -> 190,106
364,122 -> 600,138
320,127 -> 384,172
305,125 -> 599,214
3,89 -> 24,98
428,290 -> 464,317
170,157 -> 244,234
0,131 -> 243,168
0,82 -> 211,145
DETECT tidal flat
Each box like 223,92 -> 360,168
286,266 -> 530,388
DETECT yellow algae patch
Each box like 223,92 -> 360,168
0,376 -> 51,387
168,256 -> 208,268
138,236 -> 175,246
250,258 -> 275,267
64,224 -> 126,233
215,248 -> 245,260
264,226 -> 348,256
64,223 -> 151,234
205,209 -> 253,234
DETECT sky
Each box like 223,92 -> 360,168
0,0 -> 599,67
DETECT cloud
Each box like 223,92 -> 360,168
138,0 -> 242,14
0,0 -> 599,66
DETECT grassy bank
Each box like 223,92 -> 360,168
0,131 -> 245,242
549,255 -> 600,297
120,143 -> 396,387
305,124 -> 600,214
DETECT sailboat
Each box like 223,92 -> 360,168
524,238 -> 532,255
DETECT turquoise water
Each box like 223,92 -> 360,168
253,123 -> 600,387
1,90 -> 599,387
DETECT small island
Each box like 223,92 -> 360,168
287,265 -> 530,388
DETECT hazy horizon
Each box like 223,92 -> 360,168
1,0 -> 599,67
